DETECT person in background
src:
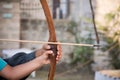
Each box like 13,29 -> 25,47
0,44 -> 62,80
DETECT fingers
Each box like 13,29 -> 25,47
35,44 -> 50,57
40,50 -> 53,64
42,44 -> 51,50
42,42 -> 62,62
44,50 -> 53,56
56,51 -> 62,60
57,44 -> 62,51
56,42 -> 62,61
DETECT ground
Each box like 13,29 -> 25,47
26,67 -> 94,80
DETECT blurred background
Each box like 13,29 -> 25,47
0,0 -> 120,80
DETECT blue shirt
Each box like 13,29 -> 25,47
0,58 -> 7,71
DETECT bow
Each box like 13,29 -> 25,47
39,0 -> 99,80
40,0 -> 57,80
89,0 -> 100,46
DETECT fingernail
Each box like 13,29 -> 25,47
50,51 -> 53,53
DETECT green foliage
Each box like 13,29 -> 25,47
99,6 -> 120,68
117,6 -> 120,11
97,22 -> 108,31
67,20 -> 80,43
71,34 -> 94,64
67,18 -> 94,64
101,38 -> 120,69
67,21 -> 77,35
80,17 -> 93,23
105,13 -> 115,23
108,42 -> 120,69
72,46 -> 93,64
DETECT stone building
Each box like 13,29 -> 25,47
0,0 -> 75,63
0,0 -> 80,49
0,1 -> 20,51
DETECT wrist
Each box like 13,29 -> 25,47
35,56 -> 45,66
35,49 -> 43,58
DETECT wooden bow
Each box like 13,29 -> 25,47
89,0 -> 100,46
40,0 -> 57,80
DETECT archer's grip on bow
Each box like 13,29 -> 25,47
40,0 -> 57,80
49,44 -> 58,57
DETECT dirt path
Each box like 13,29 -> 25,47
27,71 -> 94,80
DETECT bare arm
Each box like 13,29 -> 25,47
0,44 -> 62,80
0,50 -> 53,80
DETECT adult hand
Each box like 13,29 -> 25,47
35,43 -> 62,63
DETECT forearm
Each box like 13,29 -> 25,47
0,58 -> 44,80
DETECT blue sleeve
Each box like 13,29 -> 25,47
4,51 -> 36,66
0,58 -> 7,71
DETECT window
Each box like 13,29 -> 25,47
52,0 -> 70,19
2,13 -> 13,19
52,0 -> 60,19
2,3 -> 13,9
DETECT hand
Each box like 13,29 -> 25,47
56,43 -> 62,63
35,44 -> 51,57
38,50 -> 53,64
35,43 -> 62,63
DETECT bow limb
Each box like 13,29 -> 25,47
40,0 -> 57,80
89,0 -> 100,45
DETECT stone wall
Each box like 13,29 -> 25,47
92,50 -> 113,71
20,0 -> 47,20
0,2 -> 20,53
